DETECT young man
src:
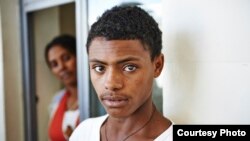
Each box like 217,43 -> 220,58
70,6 -> 173,141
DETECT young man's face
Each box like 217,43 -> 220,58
88,37 -> 163,117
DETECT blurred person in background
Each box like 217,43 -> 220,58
45,34 -> 79,141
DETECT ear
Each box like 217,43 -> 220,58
153,54 -> 164,78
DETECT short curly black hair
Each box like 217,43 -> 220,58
45,34 -> 76,67
86,6 -> 162,60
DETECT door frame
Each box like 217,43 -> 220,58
20,0 -> 89,141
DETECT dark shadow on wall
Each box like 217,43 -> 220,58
152,80 -> 163,113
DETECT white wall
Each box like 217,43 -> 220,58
162,0 -> 250,124
0,8 -> 6,141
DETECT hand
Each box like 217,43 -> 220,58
64,125 -> 74,139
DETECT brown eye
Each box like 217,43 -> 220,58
50,61 -> 58,68
124,65 -> 137,72
93,65 -> 105,73
62,54 -> 71,62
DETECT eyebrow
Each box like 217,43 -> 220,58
89,56 -> 141,65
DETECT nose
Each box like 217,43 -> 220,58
57,61 -> 66,71
104,69 -> 123,91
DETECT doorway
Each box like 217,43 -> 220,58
30,3 -> 75,141
20,0 -> 89,141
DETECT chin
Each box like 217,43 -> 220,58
106,108 -> 130,118
63,79 -> 77,86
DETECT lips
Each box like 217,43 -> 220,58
101,95 -> 129,108
59,71 -> 71,80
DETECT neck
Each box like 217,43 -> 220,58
65,85 -> 78,110
65,84 -> 78,97
105,98 -> 155,139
